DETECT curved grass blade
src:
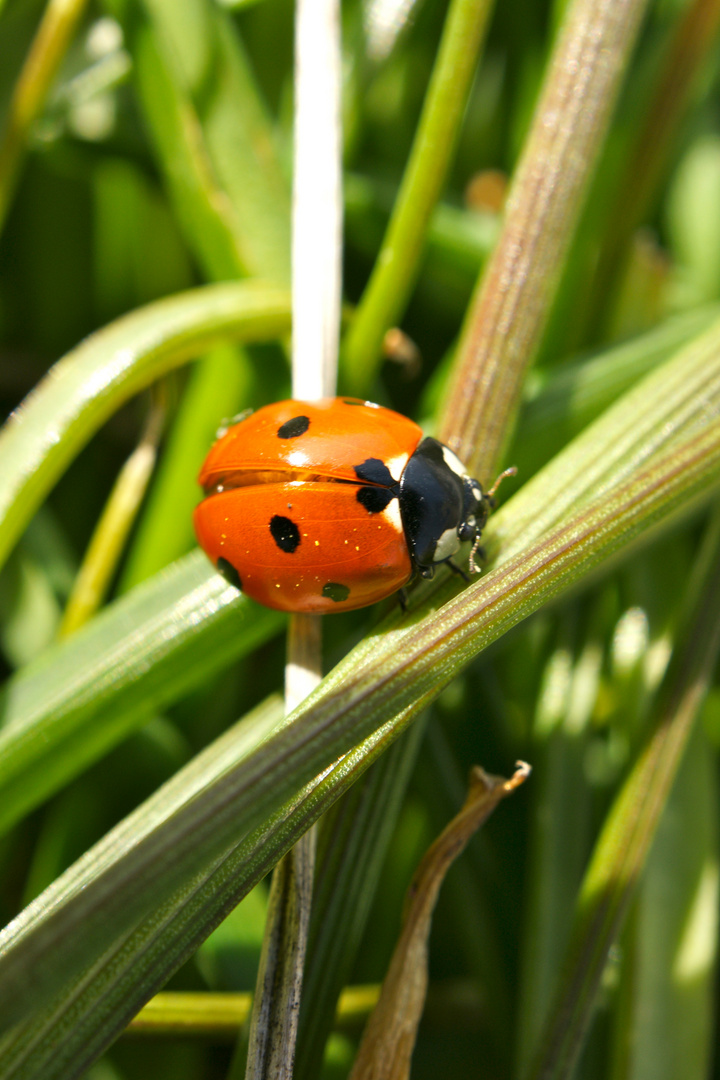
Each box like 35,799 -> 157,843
0,280 -> 291,574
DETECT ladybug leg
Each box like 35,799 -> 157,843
397,587 -> 409,613
447,558 -> 471,583
468,537 -> 486,575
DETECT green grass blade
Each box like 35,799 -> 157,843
341,0 -> 495,392
0,551 -> 283,837
294,720 -> 427,1080
440,0 -> 650,476
613,723 -> 718,1080
0,280 -> 291,574
525,505 -> 720,1080
0,346 -> 717,1033
0,702 -> 428,1077
133,2 -> 290,282
0,0 -> 89,234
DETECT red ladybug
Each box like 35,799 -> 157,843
193,397 -> 494,614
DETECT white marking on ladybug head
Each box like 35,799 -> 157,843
441,445 -> 469,479
385,452 -> 411,482
381,498 -> 403,534
434,526 -> 461,563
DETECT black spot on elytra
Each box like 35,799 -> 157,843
217,557 -> 242,591
270,515 -> 301,553
277,415 -> 310,439
354,457 -> 395,486
322,582 -> 350,602
357,486 -> 394,514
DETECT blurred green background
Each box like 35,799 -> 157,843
2,0 -> 720,1078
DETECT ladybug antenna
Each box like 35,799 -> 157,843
486,465 -> 518,501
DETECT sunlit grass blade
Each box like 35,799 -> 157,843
295,721 -> 427,1080
439,0 -> 651,477
133,1 -> 290,282
58,397 -> 166,636
525,503 -> 720,1080
491,313 -> 720,563
614,723 -> 718,1080
515,600 -> 610,1077
512,304 -> 720,480
341,0 -> 495,393
0,280 -> 291,575
0,357 -> 718,1034
0,0 -> 89,234
0,551 -> 283,838
0,699 -> 431,1076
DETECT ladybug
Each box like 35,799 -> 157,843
193,397 -> 498,614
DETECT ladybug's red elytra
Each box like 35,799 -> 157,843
193,397 -> 496,614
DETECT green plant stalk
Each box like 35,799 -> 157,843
118,344 -> 254,591
0,320 -> 717,838
0,699 -> 434,1078
0,411 -> 718,1034
58,400 -> 166,637
588,0 -> 720,330
341,0 -> 495,393
0,0 -> 90,234
512,304 -> 720,480
525,502 -> 720,1080
439,0 -> 651,479
0,552 -> 284,837
124,985 -> 383,1038
0,280 -> 291,575
613,723 -> 717,1080
294,720 -> 427,1080
244,0 -> 343,1069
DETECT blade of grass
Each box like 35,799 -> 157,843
524,501 -> 720,1080
1,320 -> 717,842
244,0 -> 342,1071
0,279 -> 291,575
515,602 -> 609,1077
613,722 -> 718,1080
0,699 -> 433,1078
341,0 -> 495,393
0,387 -> 718,1034
294,720 -> 427,1080
0,0 -> 90,234
57,396 -> 166,637
117,343 -> 257,591
489,313 -> 720,564
588,0 -> 720,333
125,0 -> 291,587
511,304 -> 720,480
0,551 -> 284,837
439,0 -> 651,478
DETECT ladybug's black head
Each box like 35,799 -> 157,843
399,437 -> 489,579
